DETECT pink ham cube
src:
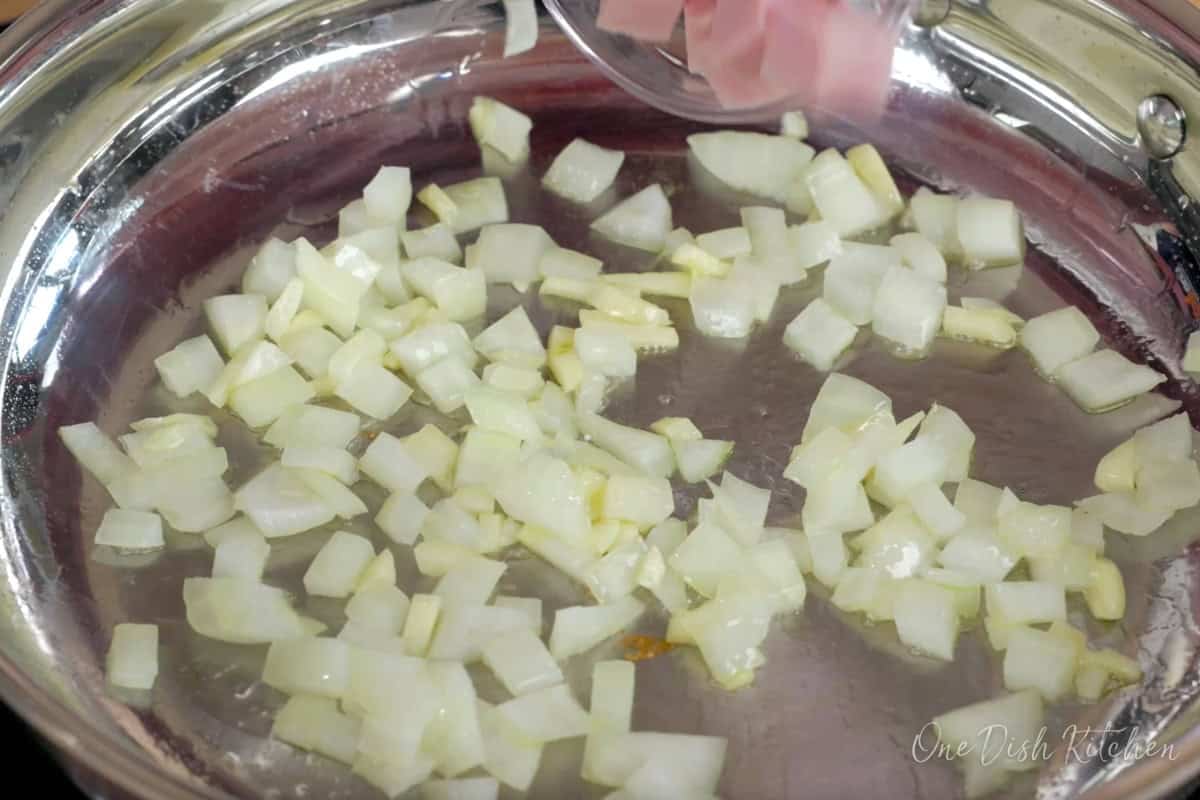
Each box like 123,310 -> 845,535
597,0 -> 686,42
808,2 -> 898,118
684,0 -> 717,75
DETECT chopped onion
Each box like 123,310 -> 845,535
374,492 -> 430,546
235,463 -> 336,537
908,187 -> 962,259
211,524 -> 269,581
481,628 -> 564,696
937,531 -> 1017,583
780,110 -> 809,139
281,444 -> 357,485
671,438 -> 733,484
60,422 -> 135,485
401,257 -> 486,321
846,143 -> 903,217
359,432 -> 429,493
783,298 -> 858,372
933,690 -> 1044,772
582,732 -> 727,791
404,223 -> 462,264
444,177 -> 510,234
336,360 -> 413,419
95,508 -> 164,551
401,594 -> 442,656
942,305 -> 1016,348
362,165 -> 412,224
804,149 -> 890,237
472,306 -> 546,369
278,326 -> 342,378
575,327 -> 637,378
543,138 -> 625,203
262,636 -> 349,697
494,683 -> 590,743
469,224 -> 553,288
107,623 -> 159,690
469,97 -> 532,163
871,266 -> 947,355
183,576 -> 314,643
204,294 -> 267,356
579,413 -> 674,478
244,238 -> 296,302
264,404 -> 360,450
418,356 -> 481,414
821,246 -> 894,325
590,184 -> 673,252
997,501 -> 1071,559
956,196 -> 1024,268
154,335 -> 225,398
1018,307 -> 1100,377
494,453 -> 591,544
688,275 -> 755,338
986,581 -> 1066,625
423,777 -> 500,800
540,247 -> 604,281
670,242 -> 728,277
1056,349 -> 1167,412
304,531 -> 375,598
549,597 -> 644,660
892,579 -> 958,660
686,132 -> 814,204
695,227 -> 751,260
802,373 -> 892,443
273,695 -> 359,765
464,386 -> 542,441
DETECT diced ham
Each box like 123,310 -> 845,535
684,0 -> 717,75
807,2 -> 897,119
760,1 -> 828,106
597,0 -> 686,42
704,35 -> 792,109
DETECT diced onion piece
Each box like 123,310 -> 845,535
909,187 -> 962,259
244,238 -> 296,302
422,498 -> 486,549
154,335 -> 225,398
444,177 -> 509,234
234,463 -> 336,537
264,404 -> 360,450
846,143 -> 903,217
359,432 -> 429,493
481,628 -> 564,696
327,330 -> 385,386
304,531 -> 374,598
543,138 -> 625,203
392,323 -> 477,376
1018,306 -> 1100,376
336,360 -> 412,419
942,306 -> 1016,348
1076,491 -> 1171,536
670,242 -> 729,277
1137,458 -> 1200,512
540,246 -> 603,281
262,636 -> 349,697
281,444 -> 357,485
416,184 -> 459,228
933,690 -> 1044,772
909,483 -> 966,539
518,524 -> 595,583
986,581 -> 1066,625
107,623 -> 159,690
469,97 -> 532,163
821,245 -> 896,325
204,294 -> 267,356
575,327 -> 637,378
1133,411 -> 1192,464
434,556 -> 507,608
802,372 -> 892,443
211,524 -> 269,581
591,184 -> 673,252
183,577 -> 313,643
937,531 -> 1018,583
780,228 -> 836,285
473,306 -> 546,368
601,475 -> 674,529
494,453 -> 591,545
337,199 -> 387,238
549,596 -> 644,660
872,266 -> 947,355
892,579 -> 958,660
404,223 -> 462,264
582,732 -> 727,791
494,683 -> 590,743
1029,541 -> 1095,591
278,326 -> 342,378
463,386 -> 541,441
660,226 -> 695,255
1002,625 -> 1076,701
418,356 -> 481,414
375,491 -> 430,546
263,278 -> 304,343
695,227 -> 751,260
362,165 -> 412,224
469,224 -> 553,288
456,428 -> 522,488
780,110 -> 809,139
687,132 -> 814,204
956,196 -> 1024,268
295,238 -> 375,338
273,695 -> 359,765
579,413 -> 674,478
60,422 -> 135,485
804,149 -> 890,237
650,417 -> 702,441
400,594 -> 442,656
1057,349 -> 1166,413
95,508 -> 164,551
668,522 -> 742,597
1083,556 -> 1126,620
292,468 -> 364,519
783,298 -> 858,371
997,501 -> 1071,559
600,277 -> 691,307
422,777 -> 500,800
689,275 -> 755,338
402,257 -> 486,321
669,438 -> 730,485
482,363 -> 542,398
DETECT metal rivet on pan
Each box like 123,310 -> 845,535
913,0 -> 951,28
1138,94 -> 1187,159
